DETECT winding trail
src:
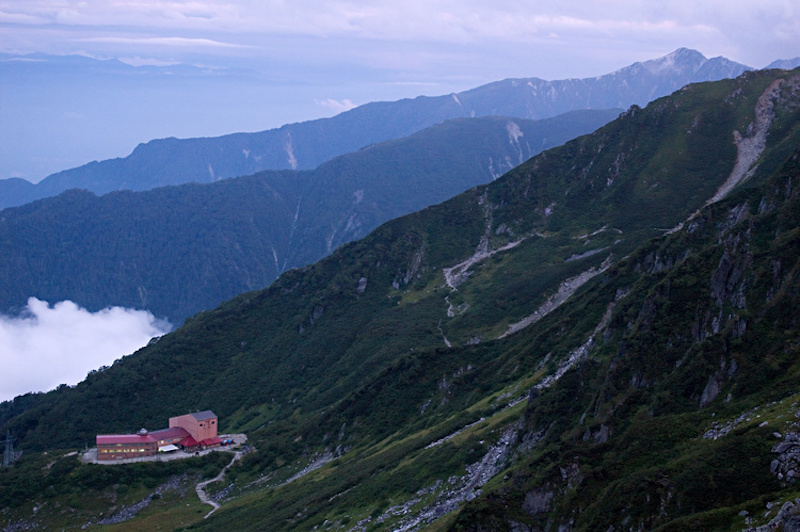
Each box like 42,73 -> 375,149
196,451 -> 243,519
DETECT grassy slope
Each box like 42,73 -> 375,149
194,149 -> 800,531
2,68 -> 800,531
451,146 -> 800,532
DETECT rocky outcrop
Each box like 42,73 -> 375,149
771,433 -> 800,485
86,474 -> 190,527
699,375 -> 721,407
523,488 -> 555,516
743,498 -> 800,532
361,423 -> 523,532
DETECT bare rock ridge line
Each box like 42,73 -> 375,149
437,320 -> 452,348
531,300 -> 616,394
442,192 -> 526,291
286,450 -> 336,484
355,424 -> 523,532
442,237 -> 524,290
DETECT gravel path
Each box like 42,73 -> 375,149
196,451 -> 243,519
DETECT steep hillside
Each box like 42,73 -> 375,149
1,68 -> 800,531
450,139 -> 800,532
195,139 -> 800,532
0,48 -> 749,209
0,111 -> 617,325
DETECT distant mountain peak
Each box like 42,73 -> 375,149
611,47 -> 752,82
629,48 -> 704,74
642,48 -> 706,75
0,47 -> 755,210
766,57 -> 800,70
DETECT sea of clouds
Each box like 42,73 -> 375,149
0,298 -> 171,402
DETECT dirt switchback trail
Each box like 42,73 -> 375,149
196,451 -> 242,519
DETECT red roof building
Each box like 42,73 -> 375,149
150,426 -> 190,447
200,437 -> 223,449
96,430 -> 158,460
96,410 -> 219,461
179,435 -> 199,449
96,433 -> 156,445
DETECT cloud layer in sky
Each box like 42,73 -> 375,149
1,1 -> 798,78
0,298 -> 171,402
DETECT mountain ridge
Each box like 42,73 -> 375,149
2,66 -> 797,445
0,111 -> 618,324
0,48 -> 752,210
1,66 -> 800,532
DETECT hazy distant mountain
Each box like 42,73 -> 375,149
0,178 -> 36,206
766,57 -> 800,70
0,110 -> 618,324
0,48 -> 751,210
0,52 -> 301,183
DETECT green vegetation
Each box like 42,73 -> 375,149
0,111 -> 618,324
2,68 -> 800,530
0,450 -> 230,530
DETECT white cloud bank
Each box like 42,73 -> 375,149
315,97 -> 357,114
0,298 -> 171,403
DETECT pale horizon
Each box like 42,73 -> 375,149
1,1 -> 798,183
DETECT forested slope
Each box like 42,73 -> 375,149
1,68 -> 800,531
0,111 -> 616,324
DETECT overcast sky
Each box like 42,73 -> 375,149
2,1 -> 798,84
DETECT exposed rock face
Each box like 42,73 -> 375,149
744,498 -> 800,532
771,433 -> 800,485
593,424 -> 610,444
90,474 -> 190,526
352,423 -> 524,532
699,375 -> 721,407
523,488 -> 554,516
